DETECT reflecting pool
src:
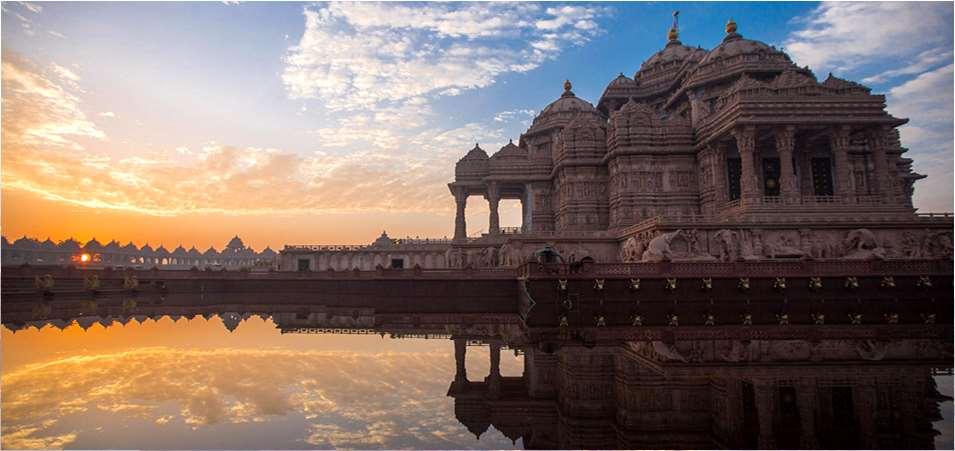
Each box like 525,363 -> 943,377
2,304 -> 952,450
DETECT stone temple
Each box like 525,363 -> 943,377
281,17 -> 952,271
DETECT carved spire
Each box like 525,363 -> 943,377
668,10 -> 680,42
726,17 -> 737,35
562,79 -> 574,97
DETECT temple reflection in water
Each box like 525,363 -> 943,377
4,296 -> 951,450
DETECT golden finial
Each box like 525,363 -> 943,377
563,79 -> 572,92
668,10 -> 679,41
726,18 -> 737,34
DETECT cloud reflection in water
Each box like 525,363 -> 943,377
2,321 -> 522,449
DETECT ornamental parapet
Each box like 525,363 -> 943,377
685,52 -> 792,89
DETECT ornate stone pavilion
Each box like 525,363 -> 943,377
446,17 -> 952,268
280,231 -> 453,271
0,235 -> 276,270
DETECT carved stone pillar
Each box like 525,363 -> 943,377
487,183 -> 500,235
487,340 -> 502,399
734,126 -> 758,201
754,380 -> 776,449
522,184 -> 534,232
796,381 -> 818,449
714,141 -> 728,205
867,126 -> 890,199
454,338 -> 467,384
830,125 -> 853,198
775,126 -> 797,199
453,187 -> 467,242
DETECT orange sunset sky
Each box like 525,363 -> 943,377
2,2 -> 952,252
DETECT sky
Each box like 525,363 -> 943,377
2,1 -> 952,251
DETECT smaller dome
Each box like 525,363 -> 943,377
697,20 -> 784,67
460,143 -> 488,161
372,231 -> 395,247
639,41 -> 707,73
226,235 -> 245,250
491,139 -> 524,160
538,80 -> 596,116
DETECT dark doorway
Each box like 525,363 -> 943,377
823,386 -> 859,449
762,158 -> 781,196
741,381 -> 759,449
297,259 -> 310,272
811,157 -> 834,196
727,158 -> 742,201
775,386 -> 801,448
390,258 -> 404,269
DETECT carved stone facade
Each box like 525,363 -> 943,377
447,18 -> 952,268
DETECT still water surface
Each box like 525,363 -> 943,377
2,317 -> 524,449
2,316 -> 952,449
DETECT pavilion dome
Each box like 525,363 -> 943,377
454,143 -> 490,180
639,40 -> 707,74
536,80 -> 596,117
697,34 -> 779,66
226,235 -> 246,250
85,238 -> 103,250
687,19 -> 793,89
372,231 -> 396,247
13,236 -> 39,249
490,139 -> 525,161
527,80 -> 599,135
460,143 -> 489,161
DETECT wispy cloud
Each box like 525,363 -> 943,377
20,2 -> 43,14
282,2 -> 608,111
862,48 -> 955,84
783,2 -> 951,76
886,64 -> 954,212
2,51 -> 509,217
1,51 -> 104,151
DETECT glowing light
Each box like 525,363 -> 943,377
80,253 -> 91,262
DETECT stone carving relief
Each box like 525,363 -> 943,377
627,339 -> 951,365
713,229 -> 739,262
842,228 -> 886,260
763,232 -> 806,259
619,237 -> 645,263
639,229 -> 715,262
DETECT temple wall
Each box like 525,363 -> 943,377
608,154 -> 700,227
554,166 -> 610,231
618,222 -> 954,263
